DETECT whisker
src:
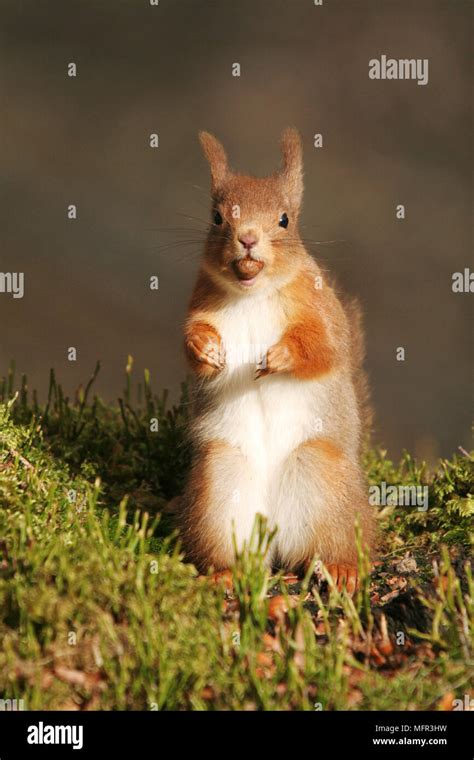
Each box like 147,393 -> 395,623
144,227 -> 208,237
150,238 -> 229,256
301,239 -> 347,246
184,182 -> 212,200
147,225 -> 233,244
175,212 -> 214,228
149,240 -> 206,255
272,237 -> 347,247
151,245 -> 204,264
191,183 -> 211,196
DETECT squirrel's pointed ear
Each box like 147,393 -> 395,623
280,128 -> 303,208
199,131 -> 230,191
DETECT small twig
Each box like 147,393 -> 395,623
8,449 -> 48,494
9,448 -> 34,470
457,446 -> 472,460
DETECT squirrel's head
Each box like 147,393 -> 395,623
199,129 -> 305,293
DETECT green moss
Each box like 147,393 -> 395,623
0,362 -> 472,710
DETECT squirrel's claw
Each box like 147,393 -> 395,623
255,360 -> 269,380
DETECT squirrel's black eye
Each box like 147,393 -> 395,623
279,212 -> 289,229
214,210 -> 223,225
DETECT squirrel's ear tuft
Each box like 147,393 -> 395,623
280,128 -> 303,208
199,131 -> 229,191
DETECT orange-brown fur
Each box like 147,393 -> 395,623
179,439 -> 244,571
178,129 -> 376,587
274,436 -> 373,569
270,271 -> 342,380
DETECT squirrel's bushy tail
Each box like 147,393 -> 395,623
344,296 -> 373,449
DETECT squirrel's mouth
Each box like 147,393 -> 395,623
232,257 -> 264,287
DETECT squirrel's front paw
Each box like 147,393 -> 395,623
255,341 -> 294,379
186,326 -> 224,373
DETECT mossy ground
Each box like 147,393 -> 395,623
0,360 -> 472,710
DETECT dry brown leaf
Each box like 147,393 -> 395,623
282,574 -> 299,585
268,595 -> 289,622
54,666 -> 105,691
256,652 -> 274,668
394,554 -> 418,574
200,686 -> 215,700
262,632 -> 282,653
438,692 -> 455,711
387,576 -> 408,590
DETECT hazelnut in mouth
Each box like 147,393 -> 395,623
232,256 -> 264,287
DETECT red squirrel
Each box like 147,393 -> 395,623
178,129 -> 375,592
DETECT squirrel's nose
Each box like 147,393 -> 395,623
238,233 -> 258,251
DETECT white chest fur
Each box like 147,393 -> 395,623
193,291 -> 335,480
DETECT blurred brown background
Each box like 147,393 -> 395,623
1,0 -> 472,460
